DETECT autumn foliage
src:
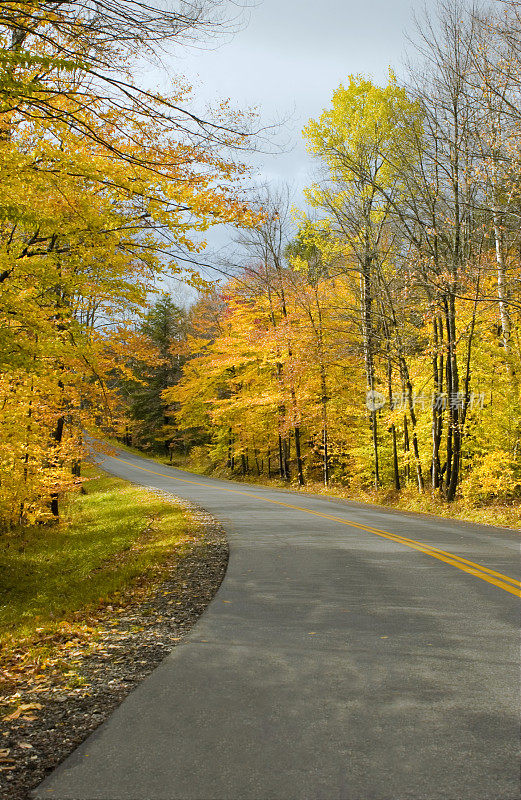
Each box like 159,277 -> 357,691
2,2 -> 521,527
0,2 -> 254,527
163,6 -> 521,509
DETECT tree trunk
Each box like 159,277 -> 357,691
319,362 -> 330,486
50,415 -> 65,518
284,436 -> 291,481
227,428 -> 234,470
444,293 -> 461,502
493,212 -> 512,348
402,370 -> 424,493
403,414 -> 410,483
294,425 -> 304,486
278,433 -> 285,479
431,315 -> 444,491
361,255 -> 379,487
322,427 -> 330,487
386,350 -> 400,492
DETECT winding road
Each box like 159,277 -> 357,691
34,446 -> 520,800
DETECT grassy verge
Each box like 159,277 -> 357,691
110,441 -> 521,532
0,465 -> 196,702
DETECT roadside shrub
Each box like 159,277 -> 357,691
461,450 -> 521,504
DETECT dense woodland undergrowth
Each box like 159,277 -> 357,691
1,1 -> 521,530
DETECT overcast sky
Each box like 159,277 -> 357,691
151,0 -> 431,293
173,0 -> 428,185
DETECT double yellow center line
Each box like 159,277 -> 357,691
105,454 -> 521,598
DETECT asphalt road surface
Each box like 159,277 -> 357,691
33,446 -> 520,800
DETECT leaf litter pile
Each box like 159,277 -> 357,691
0,494 -> 228,800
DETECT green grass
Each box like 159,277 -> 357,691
0,466 -> 192,643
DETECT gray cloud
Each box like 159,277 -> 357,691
157,0 -> 426,266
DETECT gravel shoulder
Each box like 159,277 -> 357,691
0,494 -> 228,800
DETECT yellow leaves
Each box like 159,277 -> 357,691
169,263 -> 363,464
303,73 -> 423,210
461,451 -> 521,504
0,5 -> 260,530
3,702 -> 43,722
0,79 -> 257,526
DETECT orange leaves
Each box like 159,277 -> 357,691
169,263 -> 363,470
0,37 -> 259,528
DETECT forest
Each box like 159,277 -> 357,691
1,0 -> 521,528
0,0 -> 255,527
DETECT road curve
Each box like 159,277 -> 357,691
34,446 -> 520,800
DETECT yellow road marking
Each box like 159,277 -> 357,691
104,453 -> 520,598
